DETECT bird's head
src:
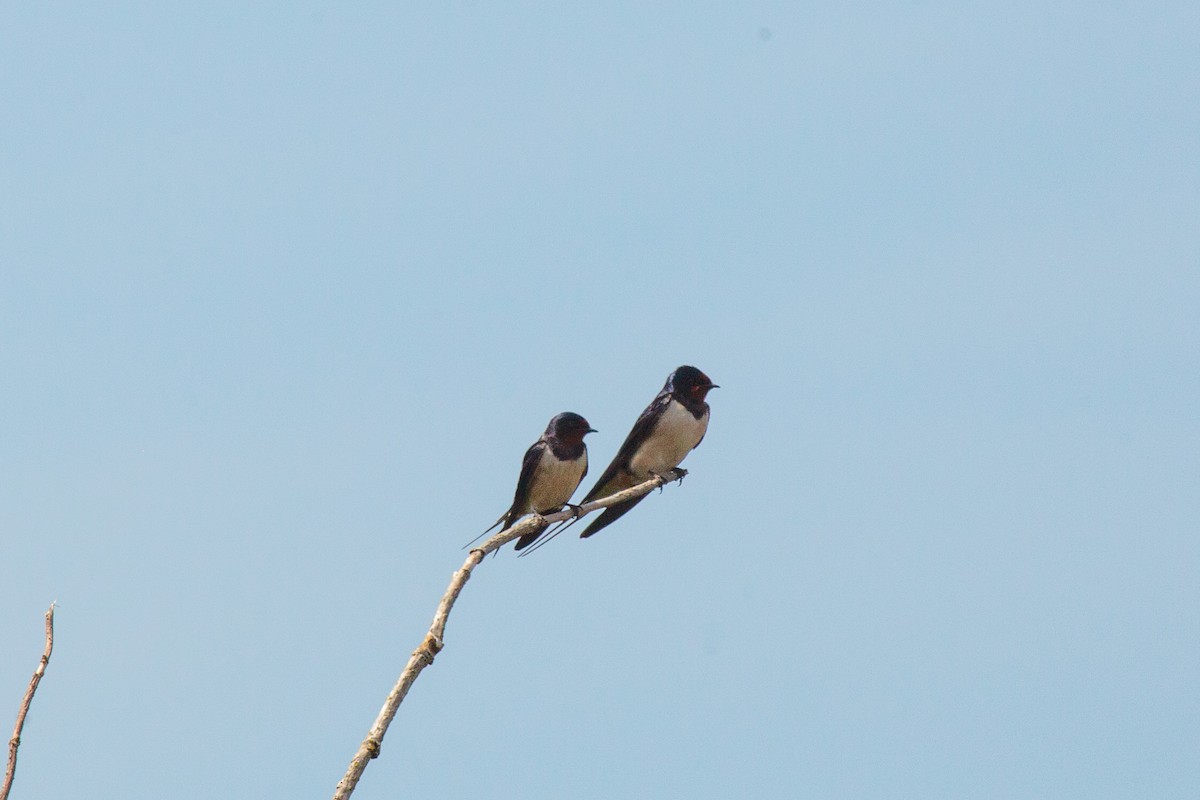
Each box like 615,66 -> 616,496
547,412 -> 597,444
665,365 -> 719,402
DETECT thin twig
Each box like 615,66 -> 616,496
3,603 -> 56,800
332,471 -> 684,800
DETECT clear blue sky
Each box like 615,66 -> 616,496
3,3 -> 1197,798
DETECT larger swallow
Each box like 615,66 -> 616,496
577,365 -> 717,539
473,412 -> 596,551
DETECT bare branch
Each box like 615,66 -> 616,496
332,471 -> 684,799
3,603 -> 56,800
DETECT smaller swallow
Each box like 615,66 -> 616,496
470,412 -> 596,551
576,365 -> 717,539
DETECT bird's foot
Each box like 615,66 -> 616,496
561,503 -> 585,520
651,468 -> 687,489
649,469 -> 687,492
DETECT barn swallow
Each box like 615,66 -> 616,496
576,365 -> 717,539
470,412 -> 596,551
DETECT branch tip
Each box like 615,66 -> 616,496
332,473 -> 690,799
3,603 -> 56,800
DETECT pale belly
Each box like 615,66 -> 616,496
628,400 -> 709,479
526,451 -> 588,513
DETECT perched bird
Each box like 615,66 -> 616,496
577,365 -> 717,539
474,412 -> 596,551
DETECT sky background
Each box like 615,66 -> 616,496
2,3 -> 1198,798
